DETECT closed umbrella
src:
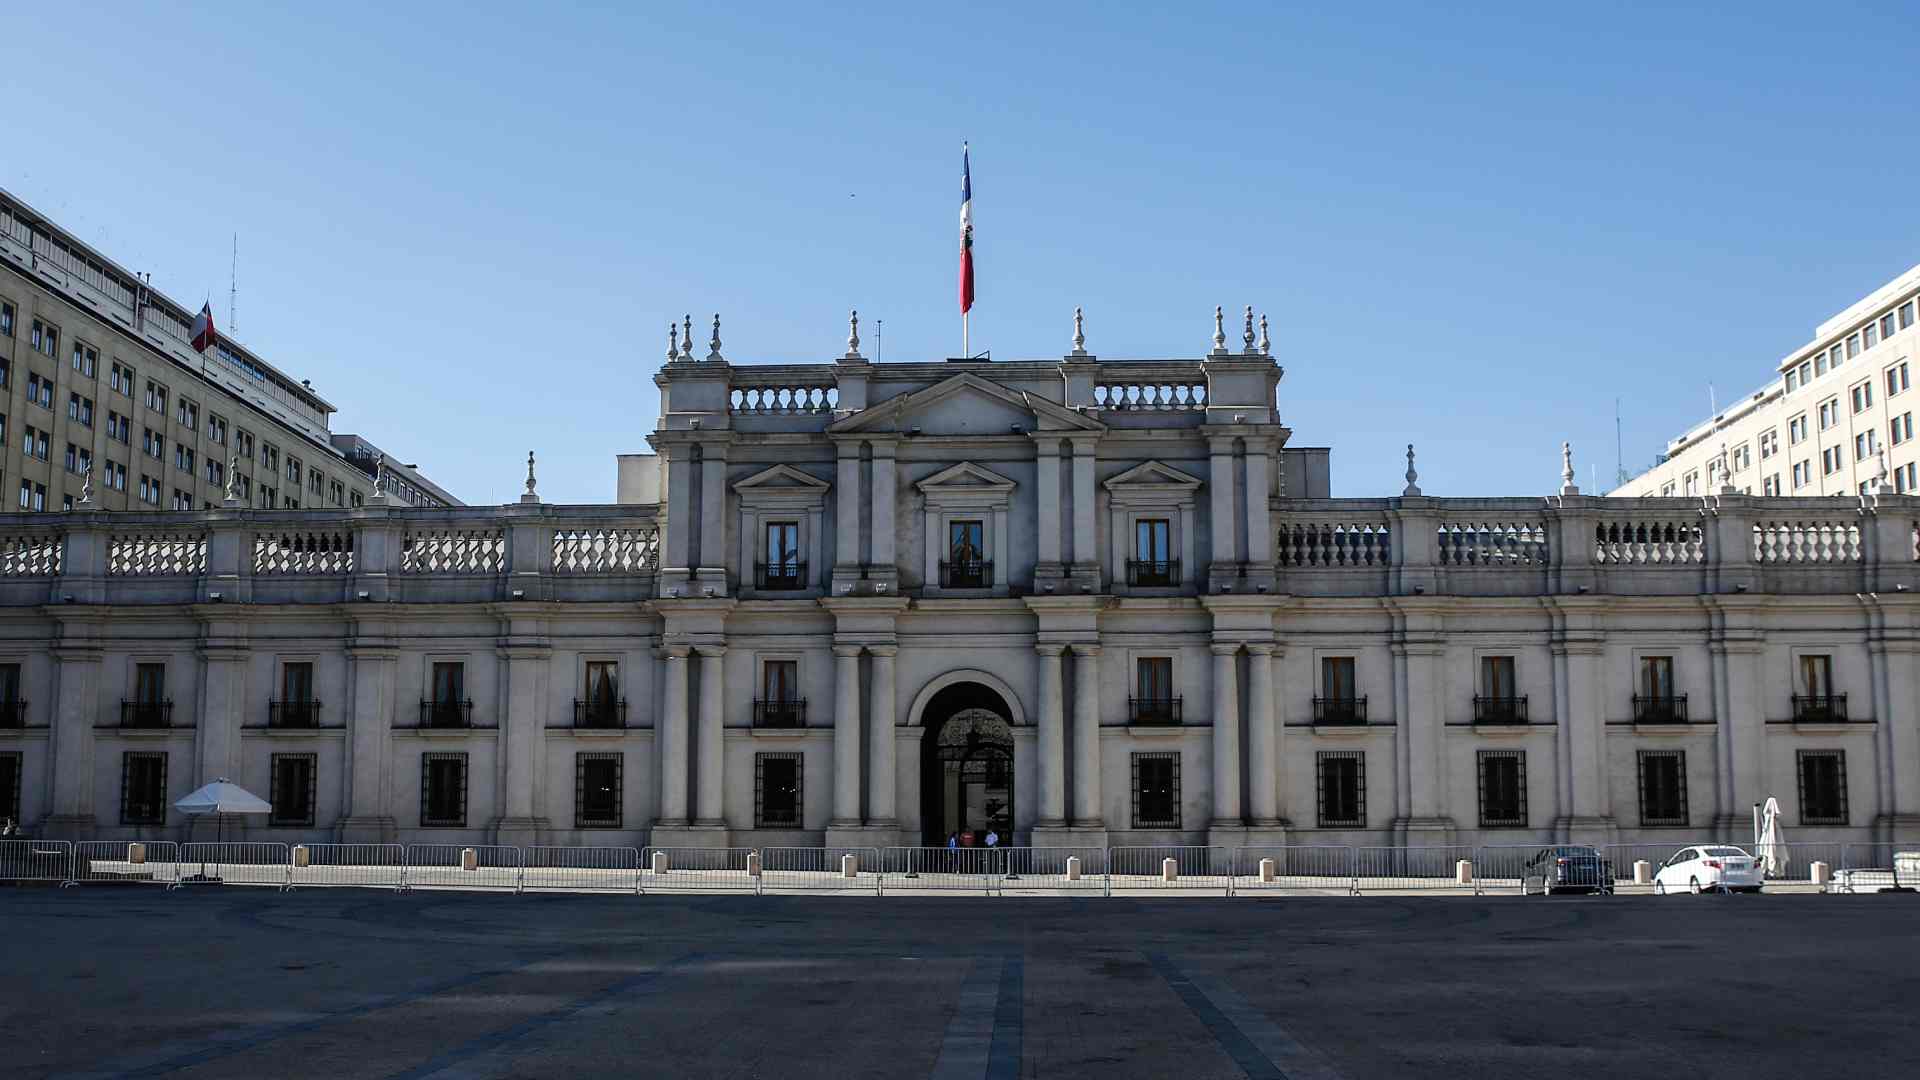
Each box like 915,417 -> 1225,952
1754,796 -> 1790,879
175,778 -> 273,883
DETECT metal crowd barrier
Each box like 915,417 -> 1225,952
404,844 -> 523,892
0,839 -> 74,886
290,843 -> 407,891
1832,842 -> 1920,893
1001,846 -> 1108,893
880,847 -> 1007,893
640,847 -> 758,892
523,845 -> 641,893
73,840 -> 180,887
758,847 -> 882,895
1108,846 -> 1233,895
1352,845 -> 1477,893
1232,846 -> 1354,894
179,842 -> 291,890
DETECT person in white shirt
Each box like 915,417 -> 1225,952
984,829 -> 999,848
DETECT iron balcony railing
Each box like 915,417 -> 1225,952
939,559 -> 992,588
1125,559 -> 1181,587
1792,693 -> 1848,723
268,700 -> 322,728
419,699 -> 475,728
754,561 -> 808,591
753,698 -> 807,728
1631,694 -> 1689,725
1128,697 -> 1183,725
1312,696 -> 1368,725
573,698 -> 628,729
1473,695 -> 1529,725
0,699 -> 24,728
120,700 -> 173,728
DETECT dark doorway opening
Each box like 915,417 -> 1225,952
918,682 -> 1015,847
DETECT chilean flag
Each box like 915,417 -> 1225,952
189,302 -> 218,353
958,144 -> 974,315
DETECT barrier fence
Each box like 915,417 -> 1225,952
6,841 -> 1914,897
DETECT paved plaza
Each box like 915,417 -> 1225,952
2,886 -> 1915,1079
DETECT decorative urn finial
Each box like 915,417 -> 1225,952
681,314 -> 694,360
1072,306 -> 1087,356
1243,305 -> 1256,352
707,313 -> 723,361
1403,444 -> 1422,497
667,322 -> 679,363
1210,305 -> 1227,355
1258,313 -> 1271,356
846,309 -> 861,358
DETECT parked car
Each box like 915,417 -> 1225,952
1521,846 -> 1614,895
1653,845 -> 1764,894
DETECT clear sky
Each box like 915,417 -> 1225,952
6,2 -> 1917,504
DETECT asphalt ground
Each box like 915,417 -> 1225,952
2,887 -> 1915,1079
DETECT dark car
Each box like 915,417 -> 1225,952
1522,845 -> 1614,895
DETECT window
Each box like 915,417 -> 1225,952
1852,383 -> 1874,413
1762,473 -> 1780,496
177,399 -> 198,430
0,301 -> 11,337
64,444 -> 90,475
1731,443 -> 1750,471
575,752 -> 622,828
1791,460 -> 1809,488
1129,518 -> 1176,585
1316,752 -> 1364,827
0,663 -> 20,718
17,482 -> 45,512
1888,363 -> 1910,398
1788,414 -> 1807,444
1477,750 -> 1527,827
427,662 -> 467,726
1639,655 -> 1674,699
107,411 -> 129,443
262,443 -> 279,472
755,753 -> 802,827
207,414 -> 227,444
1818,399 -> 1839,431
1846,333 -> 1860,358
1477,656 -> 1523,723
1893,413 -> 1914,447
1759,430 -> 1778,459
1821,447 -> 1840,476
143,428 -> 166,460
281,661 -> 315,708
269,754 -> 317,826
1321,656 -> 1356,700
110,361 -> 133,394
139,474 -> 161,505
1682,471 -> 1697,496
1798,654 -> 1833,698
102,461 -> 126,492
1856,431 -> 1878,462
0,751 -> 19,826
20,426 -> 47,461
1901,301 -> 1916,329
30,320 -> 58,357
758,659 -> 800,725
120,751 -> 167,825
1480,655 -> 1516,697
761,521 -> 802,589
1637,750 -> 1688,826
236,430 -> 253,457
1864,323 -> 1879,349
1882,313 -> 1897,340
287,457 -> 301,484
309,468 -> 324,495
580,660 -> 621,727
945,519 -> 987,587
175,445 -> 195,474
1797,750 -> 1848,825
71,342 -> 97,378
1785,370 -> 1797,393
144,380 -> 167,413
26,372 -> 52,409
1898,462 -> 1919,494
1133,657 -> 1176,723
1800,360 -> 1814,384
420,753 -> 468,827
1131,752 -> 1180,828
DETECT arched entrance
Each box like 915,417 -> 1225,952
919,682 -> 1016,847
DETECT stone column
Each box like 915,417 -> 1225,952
1035,440 -> 1062,573
1552,638 -> 1611,841
495,643 -> 551,845
1400,643 -> 1446,824
832,644 -> 863,825
45,644 -> 101,833
196,645 -> 248,787
337,643 -> 397,843
657,646 -> 690,824
695,645 -> 726,825
1211,643 -> 1242,823
867,645 -> 898,824
1070,644 -> 1102,825
1035,644 -> 1067,826
1246,644 -> 1279,825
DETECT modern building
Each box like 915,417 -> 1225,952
0,187 -> 458,515
1613,263 -> 1920,499
0,308 -> 1914,855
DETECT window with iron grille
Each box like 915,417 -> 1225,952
269,753 -> 317,826
575,752 -> 623,828
755,753 -> 802,828
1636,750 -> 1687,826
1316,752 -> 1364,827
0,751 -> 20,825
1477,750 -> 1526,828
1797,750 -> 1848,825
421,752 -> 467,827
121,751 -> 167,826
1131,752 -> 1180,828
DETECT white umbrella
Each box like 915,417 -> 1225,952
174,778 -> 273,817
1755,796 -> 1790,879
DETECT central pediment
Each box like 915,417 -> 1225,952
828,372 -> 1106,437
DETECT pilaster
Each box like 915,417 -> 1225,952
492,624 -> 552,848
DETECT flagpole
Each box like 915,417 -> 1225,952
963,311 -> 968,360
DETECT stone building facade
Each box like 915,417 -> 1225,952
1,311 -> 1917,851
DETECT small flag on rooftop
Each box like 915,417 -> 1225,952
189,302 -> 218,354
959,144 -> 974,317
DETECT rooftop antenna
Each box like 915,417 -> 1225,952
875,319 -> 882,364
1614,397 -> 1628,487
229,233 -> 237,338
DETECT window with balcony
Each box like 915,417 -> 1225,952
1633,656 -> 1685,723
576,661 -> 624,728
1797,750 -> 1848,825
1316,752 -> 1364,827
422,662 -> 471,727
123,664 -> 170,727
120,751 -> 167,826
1794,654 -> 1843,722
755,753 -> 802,827
1130,657 -> 1179,725
1477,750 -> 1527,827
1474,656 -> 1525,724
1131,752 -> 1180,829
1128,518 -> 1177,586
421,753 -> 467,827
1637,750 -> 1688,826
944,519 -> 989,587
271,662 -> 318,727
756,660 -> 803,727
269,753 -> 317,826
575,752 -> 622,828
758,521 -> 804,590
1315,656 -> 1364,724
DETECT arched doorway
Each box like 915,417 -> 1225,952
919,683 -> 1015,847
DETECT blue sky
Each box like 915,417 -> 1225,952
6,3 -> 1917,503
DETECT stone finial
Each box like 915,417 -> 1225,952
1258,313 -> 1271,356
1560,441 -> 1580,496
370,453 -> 389,503
845,309 -> 862,359
1869,449 -> 1890,495
1242,305 -> 1256,352
79,467 -> 94,507
521,450 -> 540,504
1210,305 -> 1227,356
223,455 -> 241,504
1403,443 -> 1421,497
707,313 -> 723,361
667,322 -> 680,363
1071,306 -> 1087,356
681,314 -> 694,360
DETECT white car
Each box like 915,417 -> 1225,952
1653,845 -> 1765,894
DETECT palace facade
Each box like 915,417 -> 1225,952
2,311 -> 1917,851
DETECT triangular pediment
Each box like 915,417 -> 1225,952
915,460 -> 1017,494
1103,460 -> 1205,492
732,463 -> 832,492
828,372 -> 1106,436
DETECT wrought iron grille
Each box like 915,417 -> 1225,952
1477,749 -> 1527,828
575,752 -> 623,828
1636,749 -> 1688,827
269,753 -> 317,826
1311,696 -> 1368,725
1796,749 -> 1848,825
120,700 -> 173,728
754,562 -> 808,590
419,699 -> 475,728
268,700 -> 322,728
1316,751 -> 1365,827
421,752 -> 468,827
754,752 -> 803,828
753,699 -> 807,728
1127,697 -> 1182,725
1472,696 -> 1529,725
1130,752 -> 1181,829
1125,559 -> 1180,587
1631,694 -> 1689,725
939,559 -> 992,588
1791,694 -> 1848,724
573,698 -> 627,729
120,751 -> 167,826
